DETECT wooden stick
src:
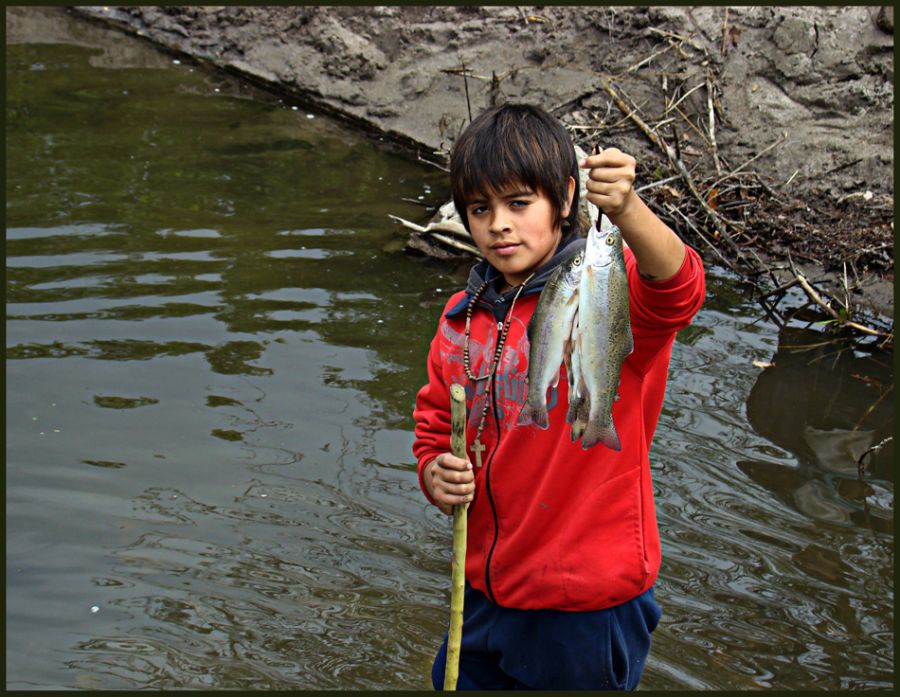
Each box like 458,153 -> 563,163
444,383 -> 468,691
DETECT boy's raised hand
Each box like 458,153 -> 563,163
425,453 -> 475,515
579,147 -> 638,218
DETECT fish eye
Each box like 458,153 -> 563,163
573,256 -> 582,266
605,235 -> 614,245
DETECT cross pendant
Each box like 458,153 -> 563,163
471,438 -> 486,468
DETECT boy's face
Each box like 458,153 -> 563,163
465,178 -> 574,288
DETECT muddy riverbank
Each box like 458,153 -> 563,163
68,5 -> 894,322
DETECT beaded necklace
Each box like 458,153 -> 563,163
462,271 -> 535,467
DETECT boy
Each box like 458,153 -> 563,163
413,104 -> 705,690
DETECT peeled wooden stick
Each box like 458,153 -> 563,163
444,383 -> 468,691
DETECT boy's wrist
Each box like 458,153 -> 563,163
605,188 -> 640,226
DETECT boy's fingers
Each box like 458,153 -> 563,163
580,149 -> 632,170
441,480 -> 475,496
587,167 -> 634,183
436,453 -> 473,471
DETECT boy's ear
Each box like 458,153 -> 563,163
562,176 -> 576,217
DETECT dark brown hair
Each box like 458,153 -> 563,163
449,103 -> 580,234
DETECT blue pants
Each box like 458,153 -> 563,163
432,583 -> 661,691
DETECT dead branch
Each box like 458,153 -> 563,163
788,257 -> 891,339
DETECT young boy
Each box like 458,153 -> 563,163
413,104 -> 705,690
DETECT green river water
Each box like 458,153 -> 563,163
5,8 -> 893,691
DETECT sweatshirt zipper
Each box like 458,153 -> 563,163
482,379 -> 502,604
481,318 -> 505,605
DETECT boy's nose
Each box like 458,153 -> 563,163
489,210 -> 512,233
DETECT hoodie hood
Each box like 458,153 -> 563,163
446,233 -> 587,318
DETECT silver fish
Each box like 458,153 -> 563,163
517,250 -> 583,429
574,219 -> 633,450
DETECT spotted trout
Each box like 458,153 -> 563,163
573,218 -> 633,450
517,249 -> 584,429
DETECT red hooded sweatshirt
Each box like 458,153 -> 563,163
414,238 -> 705,611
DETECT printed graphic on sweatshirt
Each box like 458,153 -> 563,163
439,316 -> 560,432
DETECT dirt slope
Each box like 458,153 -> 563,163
68,6 -> 894,319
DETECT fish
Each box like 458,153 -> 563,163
517,249 -> 584,429
574,218 -> 633,450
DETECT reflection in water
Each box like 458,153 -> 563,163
742,326 -> 893,532
645,274 -> 893,690
6,7 -> 893,691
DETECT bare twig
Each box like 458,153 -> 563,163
663,201 -> 735,272
647,26 -> 708,54
517,6 -> 530,26
706,73 -> 722,176
418,153 -> 450,172
788,257 -> 889,338
857,435 -> 893,477
671,102 -> 713,149
708,134 -> 788,193
625,42 -> 674,74
664,81 -> 707,117
604,80 -> 750,264
720,8 -> 730,53
854,384 -> 893,431
636,174 -> 682,193
461,60 -> 472,123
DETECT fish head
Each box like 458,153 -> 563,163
560,250 -> 584,291
584,222 -> 624,270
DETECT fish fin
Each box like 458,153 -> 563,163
550,368 -> 561,390
570,419 -> 586,442
565,400 -> 578,424
581,420 -> 622,451
517,401 -> 550,430
565,399 -> 578,424
569,397 -> 589,439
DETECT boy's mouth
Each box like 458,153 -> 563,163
491,242 -> 521,256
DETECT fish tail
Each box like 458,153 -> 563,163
580,419 -> 622,451
517,400 -> 550,430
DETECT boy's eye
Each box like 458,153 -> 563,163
469,205 -> 487,216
